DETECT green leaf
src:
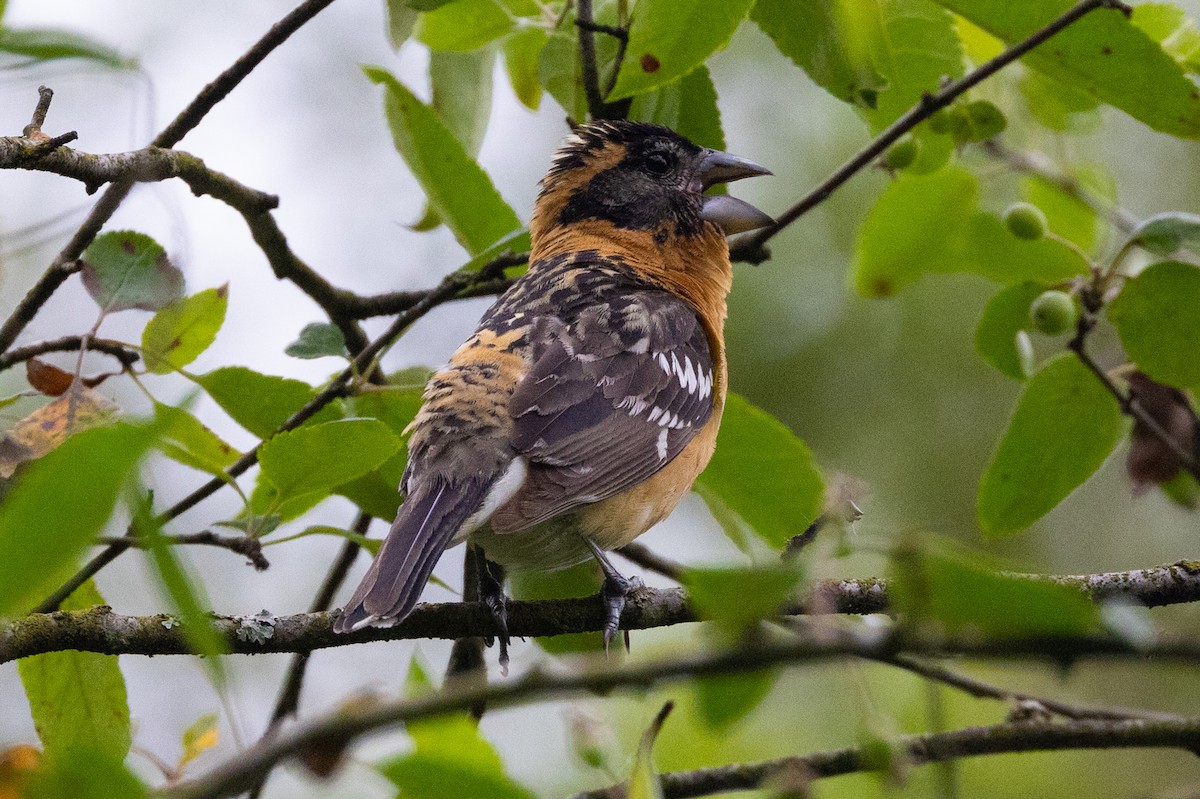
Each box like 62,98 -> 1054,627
365,67 -> 522,256
142,286 -> 228,373
196,366 -> 343,439
1020,68 -> 1101,133
414,0 -> 514,51
433,48 -> 495,158
630,65 -> 725,152
264,525 -> 381,555
335,382 -> 427,517
751,0 -> 886,107
25,748 -> 146,799
693,393 -> 824,551
681,564 -> 802,631
503,27 -> 547,110
627,704 -> 672,799
258,419 -> 402,505
608,0 -> 755,101
861,0 -> 963,131
1022,176 -> 1100,254
380,668 -> 537,799
1109,260 -> 1200,391
0,422 -> 155,617
958,212 -> 1091,283
458,227 -> 531,273
79,231 -> 184,313
853,167 -> 978,297
510,561 -> 603,653
1132,3 -> 1200,74
854,168 -> 1090,296
0,27 -> 135,69
153,402 -> 240,477
284,322 -> 346,360
386,0 -> 419,48
18,581 -> 130,763
975,282 -> 1045,380
977,353 -> 1123,537
890,545 -> 1098,636
933,0 -> 1200,138
135,500 -> 230,681
538,31 -> 590,120
1128,212 -> 1200,256
694,670 -> 778,730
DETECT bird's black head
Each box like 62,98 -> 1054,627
535,120 -> 772,241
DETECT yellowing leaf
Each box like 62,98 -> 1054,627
177,713 -> 219,771
0,388 -> 119,478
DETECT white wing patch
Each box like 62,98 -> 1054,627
656,428 -> 669,460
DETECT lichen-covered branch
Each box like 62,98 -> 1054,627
8,561 -> 1200,663
575,717 -> 1200,799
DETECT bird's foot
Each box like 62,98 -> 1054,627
477,558 -> 511,673
600,570 -> 643,651
586,539 -> 642,652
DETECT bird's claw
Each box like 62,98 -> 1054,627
600,573 -> 643,651
479,559 -> 511,674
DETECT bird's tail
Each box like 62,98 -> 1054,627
334,477 -> 491,633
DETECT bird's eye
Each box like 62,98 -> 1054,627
644,152 -> 671,175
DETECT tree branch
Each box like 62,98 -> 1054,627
95,530 -> 269,571
878,654 -> 1184,723
0,0 -> 339,357
0,335 -> 138,372
575,717 -> 1200,799
151,627 -> 1200,799
9,561 -> 1200,662
729,0 -> 1132,264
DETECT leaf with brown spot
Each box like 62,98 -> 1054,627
80,230 -> 184,313
0,388 -> 120,478
25,358 -> 74,396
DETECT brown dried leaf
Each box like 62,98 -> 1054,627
25,358 -> 75,396
1126,372 -> 1198,494
0,388 -> 120,478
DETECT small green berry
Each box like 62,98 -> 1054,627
1029,290 -> 1077,336
1004,202 -> 1048,241
884,136 -> 920,170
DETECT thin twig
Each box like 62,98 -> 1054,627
24,85 -> 54,134
0,335 -> 138,372
0,0 -> 340,357
878,654 -> 1185,722
980,140 -> 1138,235
1068,321 -> 1200,480
575,0 -> 608,120
574,717 -> 1200,799
95,530 -> 269,570
730,0 -> 1132,263
155,632 -> 1200,799
615,541 -> 684,581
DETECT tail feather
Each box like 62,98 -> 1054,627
334,477 -> 491,633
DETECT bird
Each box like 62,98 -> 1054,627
335,119 -> 772,657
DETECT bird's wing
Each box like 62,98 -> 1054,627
491,288 -> 715,534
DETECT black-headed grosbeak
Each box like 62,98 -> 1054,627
335,120 -> 771,651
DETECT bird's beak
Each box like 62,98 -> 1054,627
695,150 -> 771,189
694,149 -> 774,235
